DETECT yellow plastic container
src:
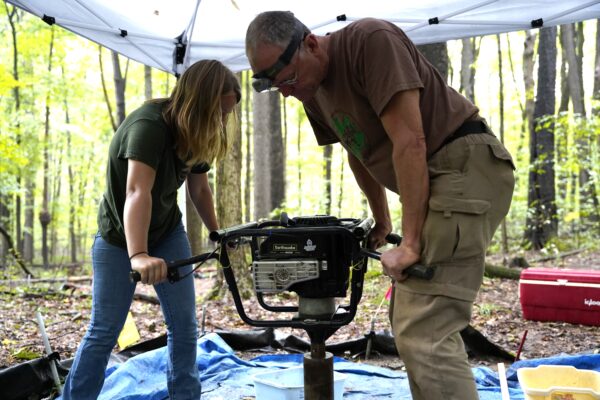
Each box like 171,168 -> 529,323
517,365 -> 600,400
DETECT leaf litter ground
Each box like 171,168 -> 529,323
1,249 -> 599,375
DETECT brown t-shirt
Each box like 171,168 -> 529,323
304,18 -> 479,194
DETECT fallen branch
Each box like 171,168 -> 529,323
61,283 -> 159,304
31,262 -> 84,269
1,283 -> 159,305
133,293 -> 159,304
484,263 -> 522,280
530,248 -> 586,263
0,289 -> 89,299
0,276 -> 92,286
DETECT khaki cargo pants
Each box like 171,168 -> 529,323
389,132 -> 515,400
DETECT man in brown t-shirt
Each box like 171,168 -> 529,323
246,11 -> 515,400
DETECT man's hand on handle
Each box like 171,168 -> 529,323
380,243 -> 421,282
367,222 -> 392,250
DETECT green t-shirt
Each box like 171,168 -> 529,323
97,101 -> 209,248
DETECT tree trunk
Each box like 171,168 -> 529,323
253,91 -> 281,219
337,146 -> 345,216
559,26 -> 570,113
4,4 -> 20,262
524,26 -> 558,250
323,144 -> 333,215
40,27 -> 55,268
557,27 -> 571,218
65,85 -> 77,263
144,65 -> 152,100
270,96 -> 285,212
496,34 -> 509,259
460,38 -> 476,102
216,115 -> 243,230
186,191 -> 203,255
575,22 -> 585,111
23,181 -> 34,262
417,43 -> 449,82
523,32 -> 537,148
0,199 -> 9,265
297,108 -> 303,213
215,90 -> 250,298
98,47 -> 117,132
50,138 -> 63,262
562,24 -> 585,116
593,19 -> 600,116
78,154 -> 94,262
111,51 -> 128,125
244,71 -> 252,222
563,23 -> 599,227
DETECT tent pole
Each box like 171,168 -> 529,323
544,0 -> 600,24
35,311 -> 62,395
71,0 -> 172,72
405,0 -> 499,32
182,0 -> 203,71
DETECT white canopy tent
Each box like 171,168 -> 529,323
5,0 -> 600,75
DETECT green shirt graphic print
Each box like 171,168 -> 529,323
332,112 -> 366,161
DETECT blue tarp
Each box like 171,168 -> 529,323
97,333 -> 600,399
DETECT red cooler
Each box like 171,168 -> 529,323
519,268 -> 600,326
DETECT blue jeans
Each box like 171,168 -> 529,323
61,222 -> 200,399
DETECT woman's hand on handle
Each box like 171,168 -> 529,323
130,254 -> 167,285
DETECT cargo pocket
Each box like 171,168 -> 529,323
488,143 -> 516,170
422,196 -> 491,264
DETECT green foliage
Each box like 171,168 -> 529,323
552,112 -> 600,242
476,303 -> 500,317
11,346 -> 41,361
0,64 -> 20,95
1,11 -> 599,267
364,269 -> 383,280
0,133 -> 28,176
0,10 -> 118,264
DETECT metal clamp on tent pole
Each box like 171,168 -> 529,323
531,18 -> 544,28
42,14 -> 55,26
173,33 -> 186,78
336,14 -> 347,22
405,0 -> 497,33
119,29 -> 128,37
428,17 -> 440,25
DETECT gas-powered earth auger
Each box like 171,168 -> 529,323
131,213 -> 435,400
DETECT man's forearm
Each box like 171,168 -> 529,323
393,144 -> 429,249
348,155 -> 391,228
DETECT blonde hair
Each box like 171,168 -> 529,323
161,60 -> 240,166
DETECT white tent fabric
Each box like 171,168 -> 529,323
6,0 -> 600,75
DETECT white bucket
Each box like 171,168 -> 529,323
253,366 -> 346,400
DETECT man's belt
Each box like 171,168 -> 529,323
440,120 -> 491,149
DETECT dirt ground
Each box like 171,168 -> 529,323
1,249 -> 599,374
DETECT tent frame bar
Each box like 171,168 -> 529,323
71,0 -> 171,72
179,0 -> 202,73
403,0 -> 499,32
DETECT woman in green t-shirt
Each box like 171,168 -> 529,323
61,60 -> 240,400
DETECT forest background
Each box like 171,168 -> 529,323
1,8 -> 599,299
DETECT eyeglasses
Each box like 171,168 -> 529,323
272,60 -> 299,89
252,26 -> 305,93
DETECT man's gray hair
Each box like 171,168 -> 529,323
245,11 -> 309,58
